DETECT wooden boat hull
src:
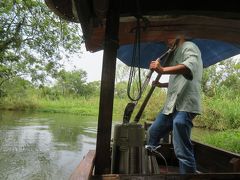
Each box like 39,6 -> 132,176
91,174 -> 240,180
70,140 -> 240,180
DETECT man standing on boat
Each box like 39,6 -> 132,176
147,34 -> 203,174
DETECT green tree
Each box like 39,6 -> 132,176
87,80 -> 101,96
218,59 -> 240,94
0,0 -> 82,90
115,81 -> 128,98
202,57 -> 240,96
55,69 -> 89,96
196,57 -> 240,130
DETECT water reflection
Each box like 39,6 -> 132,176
0,111 -> 98,180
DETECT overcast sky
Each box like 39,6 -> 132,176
62,48 -> 172,84
62,49 -> 240,83
63,49 -> 103,82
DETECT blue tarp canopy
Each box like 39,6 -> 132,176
117,39 -> 240,68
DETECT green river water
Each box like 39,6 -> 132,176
0,110 -> 214,180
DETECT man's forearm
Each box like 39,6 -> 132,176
152,81 -> 169,88
160,83 -> 169,88
150,61 -> 191,75
160,64 -> 190,75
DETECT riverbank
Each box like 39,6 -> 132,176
191,127 -> 240,154
0,95 -> 239,154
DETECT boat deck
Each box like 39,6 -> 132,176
70,142 -> 240,180
159,165 -> 179,174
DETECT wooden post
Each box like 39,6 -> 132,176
94,0 -> 120,175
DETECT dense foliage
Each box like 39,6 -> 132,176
0,0 -> 82,92
195,58 -> 240,130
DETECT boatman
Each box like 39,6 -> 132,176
147,34 -> 203,174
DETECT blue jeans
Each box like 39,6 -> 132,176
147,110 -> 197,174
